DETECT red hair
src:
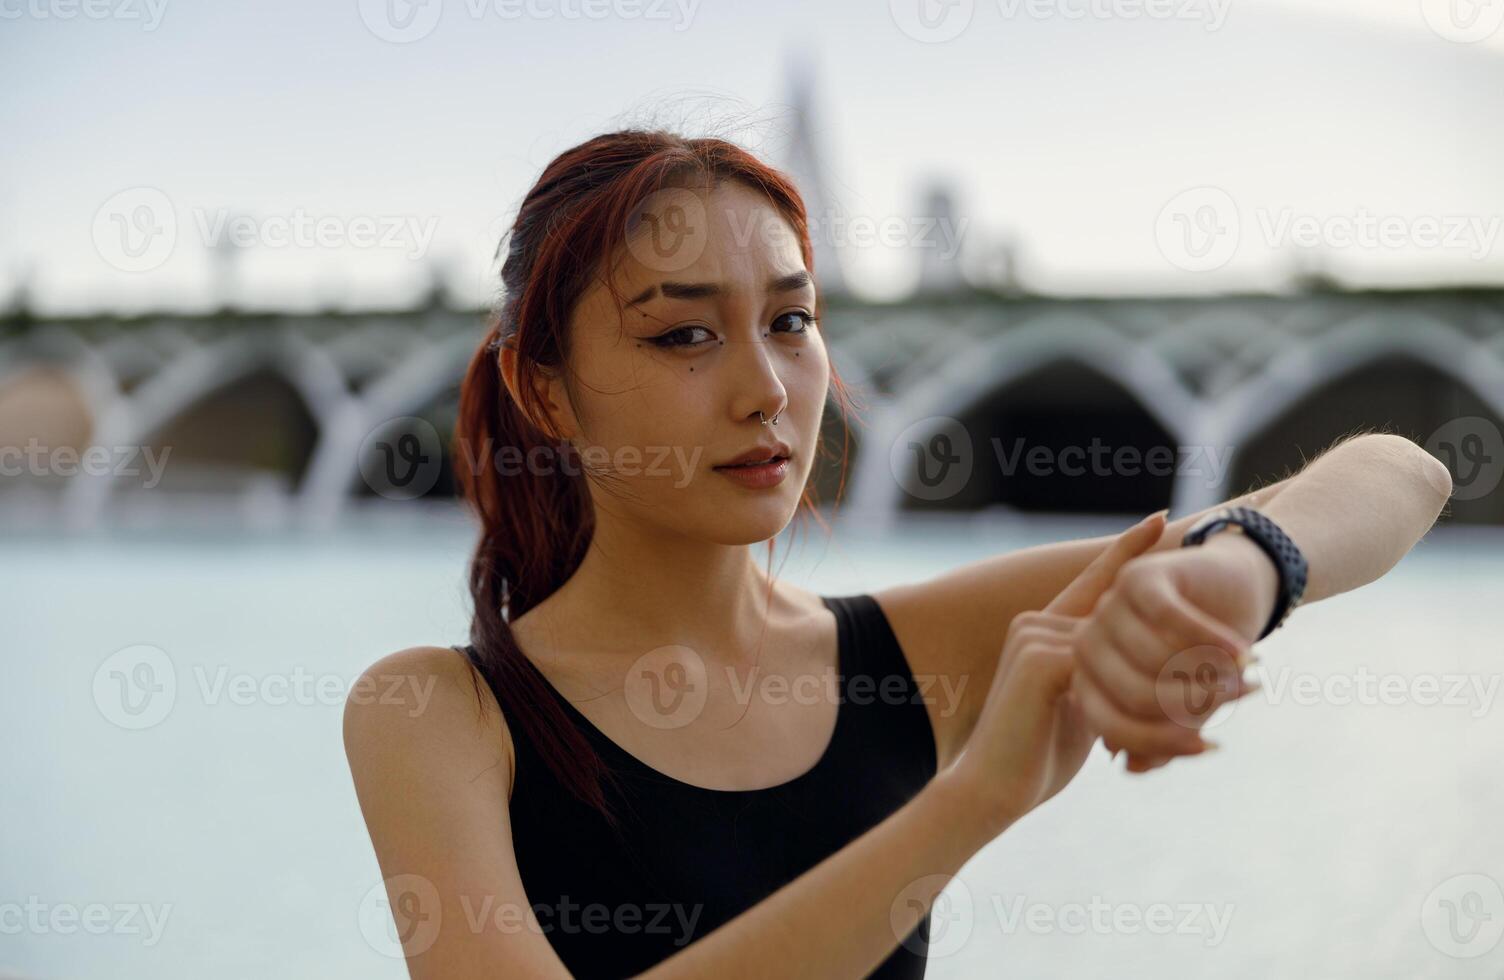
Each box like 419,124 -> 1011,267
452,129 -> 858,826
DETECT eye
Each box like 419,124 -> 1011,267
772,310 -> 817,335
647,324 -> 715,349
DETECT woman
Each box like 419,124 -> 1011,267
343,129 -> 1454,978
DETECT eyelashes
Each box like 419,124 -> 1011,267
647,324 -> 715,349
646,311 -> 818,350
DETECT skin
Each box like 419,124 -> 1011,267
497,177 -> 840,793
343,176 -> 1457,978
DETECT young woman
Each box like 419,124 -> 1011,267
343,130 -> 1454,979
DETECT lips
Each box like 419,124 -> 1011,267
714,441 -> 792,469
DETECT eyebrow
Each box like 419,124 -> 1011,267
627,270 -> 813,306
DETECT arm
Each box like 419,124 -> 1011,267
344,646 -> 1003,980
1067,433 -> 1455,764
1209,431 -> 1454,623
343,647 -> 572,978
876,432 -> 1453,767
1108,431 -> 1453,648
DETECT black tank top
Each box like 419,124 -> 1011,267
459,593 -> 939,978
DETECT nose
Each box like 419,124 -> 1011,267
727,332 -> 789,428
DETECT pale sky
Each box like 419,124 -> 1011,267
2,0 -> 1502,314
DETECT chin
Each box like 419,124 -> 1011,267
696,497 -> 799,545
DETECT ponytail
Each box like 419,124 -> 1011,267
454,317 -> 626,828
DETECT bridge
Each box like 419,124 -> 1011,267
2,285 -> 1500,530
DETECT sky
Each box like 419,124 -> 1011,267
2,0 -> 1503,314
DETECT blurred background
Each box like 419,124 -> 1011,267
3,0 -> 1503,976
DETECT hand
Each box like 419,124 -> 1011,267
1071,537 -> 1269,772
942,509 -> 1168,832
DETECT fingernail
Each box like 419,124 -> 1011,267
1235,651 -> 1261,670
1239,680 -> 1263,698
1198,738 -> 1221,753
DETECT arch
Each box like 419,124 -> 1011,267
322,318 -> 424,391
828,308 -> 943,396
844,314 -> 1201,530
1174,313 -> 1504,518
63,329 -> 352,527
883,306 -> 1013,395
95,331 -> 170,392
299,326 -> 482,526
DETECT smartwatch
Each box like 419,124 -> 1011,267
1180,505 -> 1308,641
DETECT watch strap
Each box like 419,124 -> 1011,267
1180,505 -> 1308,640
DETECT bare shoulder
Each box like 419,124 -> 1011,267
341,646 -> 569,975
342,644 -> 516,800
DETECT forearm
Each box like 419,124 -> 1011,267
1244,433 -> 1452,604
1188,433 -> 1453,643
634,773 -> 997,980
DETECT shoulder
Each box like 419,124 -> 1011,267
342,644 -> 517,800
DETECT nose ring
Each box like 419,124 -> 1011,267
758,410 -> 782,426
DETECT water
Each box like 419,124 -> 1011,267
3,513 -> 1501,979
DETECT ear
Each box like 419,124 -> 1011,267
498,343 -> 578,441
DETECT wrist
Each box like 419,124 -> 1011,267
1203,530 -> 1280,640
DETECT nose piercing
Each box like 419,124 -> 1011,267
758,410 -> 782,426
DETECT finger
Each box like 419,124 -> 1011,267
999,613 -> 1084,678
1072,664 -> 1209,756
1098,599 -> 1198,676
1125,752 -> 1174,773
1130,740 -> 1225,773
1122,573 -> 1251,665
1045,509 -> 1168,617
1013,642 -> 1076,702
1076,667 -> 1203,757
1007,610 -> 1081,637
1007,643 -> 1079,742
1074,631 -> 1161,719
1075,616 -> 1242,723
1089,605 -> 1247,719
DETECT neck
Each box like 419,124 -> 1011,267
541,511 -> 785,661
